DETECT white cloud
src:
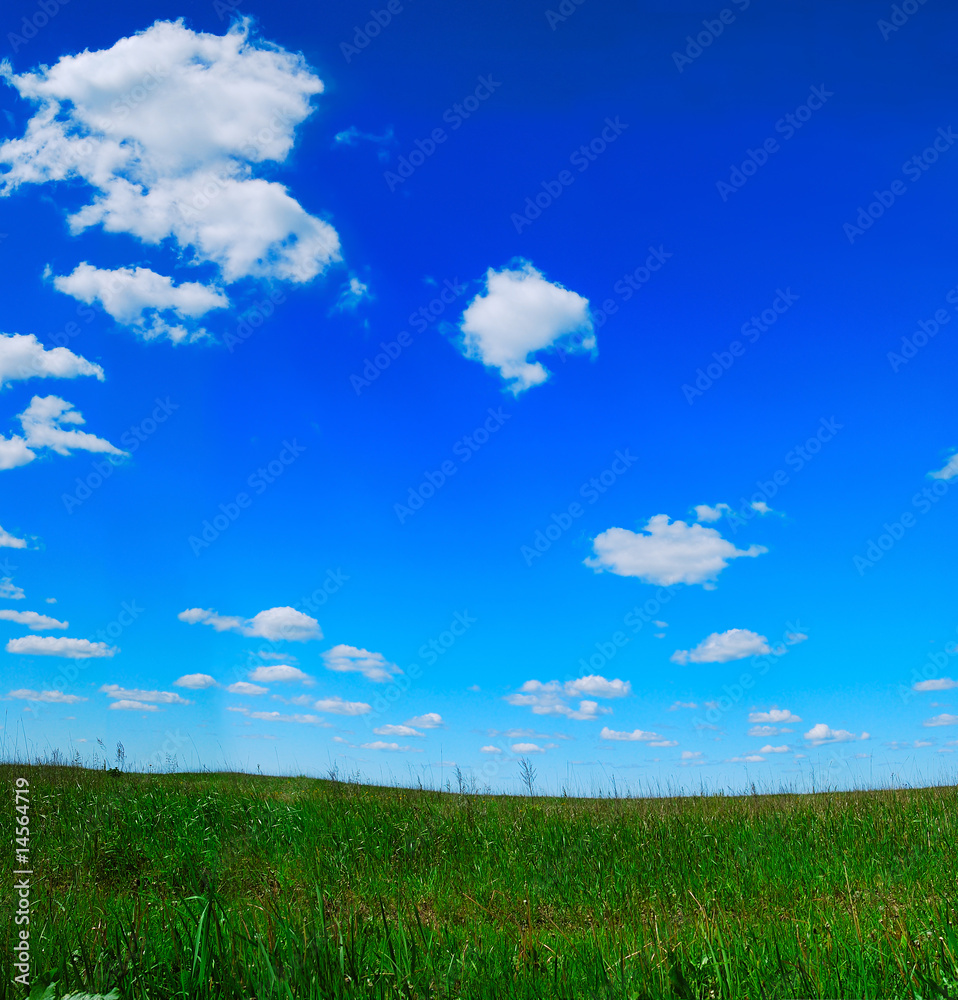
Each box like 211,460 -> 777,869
313,696 -> 371,716
0,395 -> 125,471
564,675 -> 632,699
480,745 -> 502,753
804,723 -> 869,746
668,701 -> 698,711
248,664 -> 313,685
0,578 -> 25,599
178,606 -> 321,641
0,19 -> 340,314
230,706 -> 330,725
599,726 -> 665,742
681,750 -> 702,759
693,503 -> 731,522
504,675 -> 628,720
456,260 -> 594,392
7,688 -> 86,703
585,515 -> 767,588
923,714 -> 958,727
360,741 -> 422,752
0,332 -> 104,388
751,501 -> 772,514
174,673 -> 217,689
109,699 -> 159,711
332,125 -> 395,161
227,681 -> 268,695
331,276 -> 371,313
0,609 -> 67,630
930,453 -> 958,480
321,644 -> 401,683
727,755 -> 765,763
373,724 -> 421,737
52,263 -> 227,344
0,525 -> 27,549
510,742 -> 544,753
748,725 -> 778,737
913,678 -> 958,692
100,684 -> 190,704
7,635 -> 116,657
759,744 -> 790,753
748,708 -> 802,724
672,629 -> 772,665
405,712 -> 443,729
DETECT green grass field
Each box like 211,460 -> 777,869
2,763 -> 958,999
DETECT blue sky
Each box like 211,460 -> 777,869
1,0 -> 957,793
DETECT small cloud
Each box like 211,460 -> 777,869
405,712 -> 444,729
227,681 -> 269,695
109,699 -> 159,712
313,696 -> 371,716
179,606 -> 321,642
249,664 -> 314,685
681,750 -> 702,759
668,701 -> 698,711
510,742 -> 544,753
804,723 -> 869,746
7,688 -> 86,703
672,629 -> 772,665
373,724 -> 421,737
0,578 -> 25,600
929,452 -> 958,481
332,125 -> 396,161
759,744 -> 790,753
322,644 -> 402,683
913,678 -> 958,692
749,708 -> 801,724
923,713 -> 958,727
727,754 -> 765,763
360,741 -> 422,752
0,609 -> 68,630
7,636 -> 115,658
331,276 -> 371,314
693,503 -> 731,522
174,673 -> 218,689
599,726 -> 664,742
100,684 -> 190,705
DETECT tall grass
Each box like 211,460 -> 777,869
2,762 -> 957,998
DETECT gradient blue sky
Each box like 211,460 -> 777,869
1,0 -> 956,793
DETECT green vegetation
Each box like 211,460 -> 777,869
2,763 -> 958,999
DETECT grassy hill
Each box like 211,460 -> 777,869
2,763 -> 957,998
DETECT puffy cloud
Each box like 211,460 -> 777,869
749,708 -> 801,724
480,745 -> 502,753
227,681 -> 268,695
230,705 -> 330,725
804,723 -> 869,746
510,742 -> 544,753
759,744 -> 790,753
7,636 -> 116,657
178,606 -> 321,641
373,724 -> 421,737
0,395 -> 125,471
456,260 -> 594,392
0,19 -> 340,322
672,629 -> 772,665
913,678 -> 958,692
564,675 -> 632,699
248,664 -> 314,684
332,125 -> 395,161
405,712 -> 443,729
313,696 -> 371,716
0,332 -> 104,388
174,673 -> 217,689
693,503 -> 731,522
0,578 -> 25,599
668,701 -> 698,710
321,644 -> 401,683
100,684 -> 190,704
52,263 -> 227,343
331,276 -> 371,313
0,609 -> 67,630
504,675 -> 628,720
727,755 -> 765,763
929,453 -> 958,480
585,515 -> 767,588
681,750 -> 702,759
0,525 -> 27,549
599,726 -> 665,742
923,714 -> 958,727
7,688 -> 86,703
748,725 -> 779,737
109,699 -> 159,711
360,741 -> 422,752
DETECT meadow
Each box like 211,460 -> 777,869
2,761 -> 957,999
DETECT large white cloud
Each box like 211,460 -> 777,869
6,636 -> 116,657
322,644 -> 401,683
671,629 -> 772,665
585,515 -> 767,588
0,333 -> 104,388
1,18 -> 341,338
456,260 -> 594,392
0,609 -> 68,630
0,395 -> 125,471
178,606 -> 321,641
804,722 -> 869,746
52,263 -> 228,344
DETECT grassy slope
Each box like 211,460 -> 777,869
2,764 -> 957,999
